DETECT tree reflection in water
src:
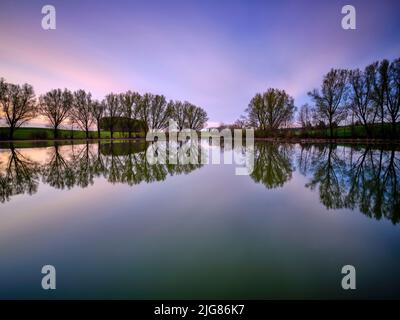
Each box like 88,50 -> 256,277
0,141 -> 399,224
0,146 -> 39,202
0,141 -> 204,203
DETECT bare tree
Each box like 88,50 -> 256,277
185,103 -> 208,130
386,58 -> 400,137
150,94 -> 171,130
104,93 -> 122,139
368,60 -> 389,136
169,100 -> 208,131
71,90 -> 94,139
137,93 -> 151,136
119,91 -> 141,138
233,116 -> 248,129
39,89 -> 73,139
170,100 -> 187,131
91,100 -> 105,139
349,68 -> 376,137
246,88 -> 295,131
0,79 -> 37,139
137,93 -> 171,135
308,69 -> 349,138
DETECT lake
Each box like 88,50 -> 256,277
0,140 -> 399,299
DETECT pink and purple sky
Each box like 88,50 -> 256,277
0,0 -> 399,127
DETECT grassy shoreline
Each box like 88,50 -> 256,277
1,126 -> 400,144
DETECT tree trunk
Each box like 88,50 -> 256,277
392,117 -> 397,139
381,105 -> 385,138
329,123 -> 333,139
54,126 -> 58,139
9,126 -> 14,140
98,127 -> 101,139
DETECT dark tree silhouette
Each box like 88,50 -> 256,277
308,69 -> 349,138
119,91 -> 141,138
149,94 -> 171,130
368,60 -> 389,137
71,90 -> 94,139
185,103 -> 208,130
297,103 -> 312,128
348,68 -> 376,137
137,93 -> 171,136
0,79 -> 37,139
41,143 -> 76,189
169,100 -> 208,131
170,100 -> 187,131
300,144 -> 400,224
91,100 -> 105,139
305,144 -> 347,209
386,58 -> 400,137
0,147 -> 39,202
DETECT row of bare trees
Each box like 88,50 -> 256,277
235,57 -> 399,139
0,79 -> 208,139
301,58 -> 400,138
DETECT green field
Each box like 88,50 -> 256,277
292,122 -> 400,139
0,127 -> 145,140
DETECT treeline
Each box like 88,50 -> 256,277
236,57 -> 400,139
3,141 -> 397,223
0,79 -> 208,140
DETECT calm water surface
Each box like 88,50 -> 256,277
0,140 -> 399,299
